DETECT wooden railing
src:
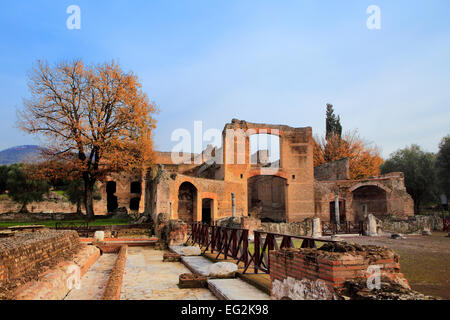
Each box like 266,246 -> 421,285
321,221 -> 363,235
444,218 -> 450,232
189,223 -> 250,267
189,223 -> 337,274
246,230 -> 338,274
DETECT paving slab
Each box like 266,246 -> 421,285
119,247 -> 216,300
181,256 -> 214,277
169,245 -> 185,255
207,279 -> 271,300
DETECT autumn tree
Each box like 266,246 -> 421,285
18,59 -> 157,217
6,164 -> 50,213
314,131 -> 383,180
381,145 -> 437,213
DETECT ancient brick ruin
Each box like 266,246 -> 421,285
85,119 -> 414,228
0,119 -> 414,229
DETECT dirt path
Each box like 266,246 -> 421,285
65,253 -> 117,300
120,247 -> 216,300
344,232 -> 450,299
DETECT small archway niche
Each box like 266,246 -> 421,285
248,175 -> 287,222
202,198 -> 213,225
106,181 -> 118,213
130,181 -> 141,194
129,197 -> 141,211
178,182 -> 198,224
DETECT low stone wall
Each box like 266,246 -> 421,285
261,219 -> 313,237
0,199 -> 77,215
0,230 -> 80,289
270,242 -> 409,300
102,245 -> 128,300
381,215 -> 444,234
13,245 -> 100,300
0,212 -> 80,222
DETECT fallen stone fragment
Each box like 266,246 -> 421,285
208,262 -> 238,279
180,246 -> 202,256
94,231 -> 105,243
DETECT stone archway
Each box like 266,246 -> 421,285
202,198 -> 213,225
178,182 -> 197,224
352,185 -> 387,222
248,175 -> 287,222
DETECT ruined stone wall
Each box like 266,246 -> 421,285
221,119 -> 315,223
261,220 -> 313,236
314,158 -> 350,181
314,173 -> 415,223
380,215 -> 444,233
0,230 -> 80,288
270,244 -> 408,300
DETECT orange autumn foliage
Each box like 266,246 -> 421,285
18,59 -> 158,216
313,131 -> 384,180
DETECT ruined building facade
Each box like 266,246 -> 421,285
95,119 -> 414,224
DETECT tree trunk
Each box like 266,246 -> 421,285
19,203 -> 29,213
83,176 -> 95,218
414,198 -> 421,215
76,199 -> 82,215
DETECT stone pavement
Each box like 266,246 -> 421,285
181,256 -> 213,276
207,279 -> 270,300
119,247 -> 216,300
65,253 -> 117,300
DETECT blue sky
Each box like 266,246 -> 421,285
0,0 -> 449,158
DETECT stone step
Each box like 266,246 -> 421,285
181,256 -> 214,277
207,279 -> 271,300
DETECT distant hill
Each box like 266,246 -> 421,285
0,145 -> 43,165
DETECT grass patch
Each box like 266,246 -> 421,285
0,194 -> 10,200
53,190 -> 68,199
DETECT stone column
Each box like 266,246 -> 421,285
231,193 -> 236,217
367,214 -> 378,236
334,194 -> 340,225
312,218 -> 322,238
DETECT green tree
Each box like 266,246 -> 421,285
380,145 -> 437,214
6,164 -> 50,213
63,179 -> 101,215
436,135 -> 450,198
0,165 -> 8,194
326,103 -> 342,139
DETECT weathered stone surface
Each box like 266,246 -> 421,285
207,278 -> 270,300
13,245 -> 100,300
312,217 -> 322,238
391,233 -> 406,240
366,214 -> 378,236
338,277 -> 436,300
272,277 -> 337,300
94,231 -> 105,243
208,262 -> 238,279
381,215 -> 443,234
180,246 -> 201,256
163,252 -> 181,262
178,273 -> 207,289
0,230 -> 81,297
